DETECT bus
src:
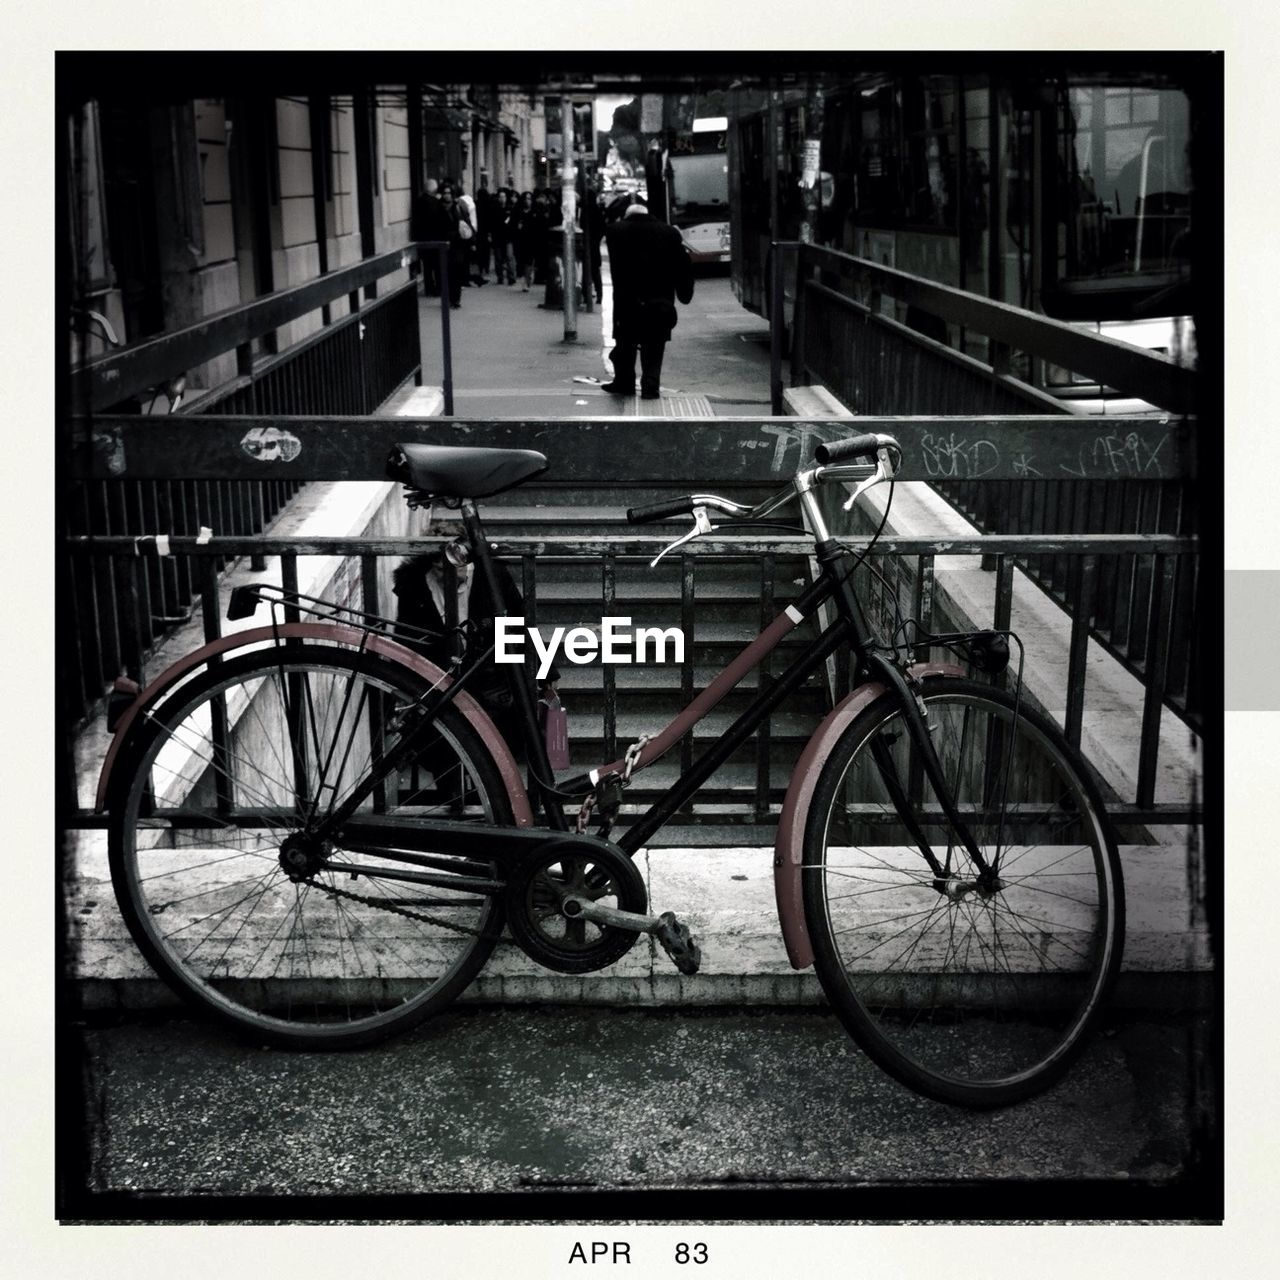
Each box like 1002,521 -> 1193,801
665,116 -> 731,265
727,64 -> 1200,409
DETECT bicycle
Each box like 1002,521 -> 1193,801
97,432 -> 1124,1108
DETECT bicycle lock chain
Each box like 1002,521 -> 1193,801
575,733 -> 651,835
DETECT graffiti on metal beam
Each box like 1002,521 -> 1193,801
241,426 -> 302,464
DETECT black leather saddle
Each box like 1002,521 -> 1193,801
387,443 -> 549,499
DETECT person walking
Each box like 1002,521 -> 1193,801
491,189 -> 517,284
473,187 -> 494,283
439,185 -> 472,309
410,178 -> 451,296
602,197 -> 694,399
455,182 -> 482,285
529,189 -> 552,285
513,191 -> 538,291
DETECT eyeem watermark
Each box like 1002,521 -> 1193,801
494,616 -> 685,680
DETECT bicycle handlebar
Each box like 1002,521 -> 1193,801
627,497 -> 696,524
814,433 -> 892,464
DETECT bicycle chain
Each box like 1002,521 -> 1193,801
302,874 -> 509,944
308,730 -> 657,936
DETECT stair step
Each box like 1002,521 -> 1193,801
551,664 -> 825,691
547,706 -> 808,737
512,580 -> 807,603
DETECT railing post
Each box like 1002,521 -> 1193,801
347,288 -> 368,412
602,554 -> 617,764
680,554 -> 696,788
439,245 -> 454,416
1065,555 -> 1097,749
770,243 -> 786,415
992,555 -> 1014,692
755,554 -> 775,820
790,244 -> 808,389
912,554 -> 935,665
1136,553 -> 1177,810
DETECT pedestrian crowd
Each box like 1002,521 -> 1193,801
409,179 -> 696,402
411,179 -> 564,308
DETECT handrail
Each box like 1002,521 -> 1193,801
65,533 -> 1197,558
66,413 -> 1194,483
775,241 -> 1198,415
73,242 -> 445,412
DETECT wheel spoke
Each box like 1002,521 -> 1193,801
112,648 -> 509,1044
804,681 -> 1121,1105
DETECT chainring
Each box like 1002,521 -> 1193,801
504,838 -> 647,974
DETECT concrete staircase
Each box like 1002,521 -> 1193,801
470,483 -> 824,846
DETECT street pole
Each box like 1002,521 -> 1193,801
799,80 -> 825,245
562,90 -> 578,341
580,166 -> 594,315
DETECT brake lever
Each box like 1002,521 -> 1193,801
841,445 -> 898,511
651,506 -> 715,567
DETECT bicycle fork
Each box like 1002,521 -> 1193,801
864,652 -> 998,889
815,535 -> 997,890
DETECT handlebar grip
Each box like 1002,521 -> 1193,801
627,496 -> 695,524
814,434 -> 885,464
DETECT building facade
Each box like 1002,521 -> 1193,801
68,83 -> 543,398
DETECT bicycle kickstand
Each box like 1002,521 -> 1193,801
559,896 -> 702,975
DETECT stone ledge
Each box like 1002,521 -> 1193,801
783,384 -> 854,419
66,833 -> 1210,1011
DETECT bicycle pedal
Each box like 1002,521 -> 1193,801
653,911 -> 701,976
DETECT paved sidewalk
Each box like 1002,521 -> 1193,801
405,261 -> 773,419
68,1006 -> 1216,1216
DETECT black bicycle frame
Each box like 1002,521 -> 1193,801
313,512 -> 989,885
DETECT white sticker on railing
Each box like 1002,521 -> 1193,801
154,535 -> 170,557
785,604 -> 805,624
196,527 -> 213,545
240,426 -> 302,463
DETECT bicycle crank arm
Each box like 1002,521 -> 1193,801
561,897 -> 702,975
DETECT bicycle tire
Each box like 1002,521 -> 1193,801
802,676 -> 1124,1107
108,644 -> 513,1048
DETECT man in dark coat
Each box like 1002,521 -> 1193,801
602,198 -> 695,400
410,179 -> 452,296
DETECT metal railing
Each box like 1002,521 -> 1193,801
64,245 -> 456,721
769,243 -> 1197,417
770,242 -> 1202,726
61,530 -> 1198,831
61,413 -> 1200,833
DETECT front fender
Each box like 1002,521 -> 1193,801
772,662 -> 967,970
94,622 -> 534,827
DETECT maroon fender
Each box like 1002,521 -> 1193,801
772,663 -> 968,970
94,622 -> 535,827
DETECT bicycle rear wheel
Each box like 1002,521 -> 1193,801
108,644 -> 513,1048
802,677 -> 1124,1107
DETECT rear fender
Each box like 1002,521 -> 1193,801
94,623 -> 534,827
772,662 -> 967,969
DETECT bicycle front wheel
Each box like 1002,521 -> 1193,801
802,677 -> 1124,1107
108,644 -> 513,1048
